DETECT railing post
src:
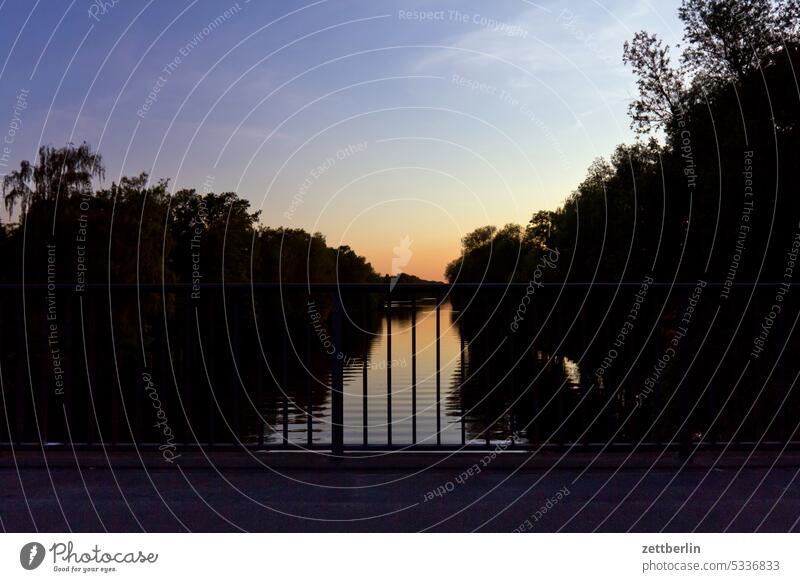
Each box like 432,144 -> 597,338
183,297 -> 194,447
282,324 -> 289,446
12,290 -> 26,445
306,310 -> 313,447
436,299 -> 441,445
206,288 -> 216,448
460,332 -> 466,445
330,291 -> 344,455
231,295 -> 241,444
362,294 -> 368,447
387,296 -> 392,447
411,294 -> 417,445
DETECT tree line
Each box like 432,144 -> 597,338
445,0 -> 800,446
446,0 -> 800,287
1,150 -> 380,288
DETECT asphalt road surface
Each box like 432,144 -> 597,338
1,451 -> 798,532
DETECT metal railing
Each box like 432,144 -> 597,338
1,282 -> 798,453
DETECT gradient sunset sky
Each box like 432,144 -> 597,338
0,0 -> 682,280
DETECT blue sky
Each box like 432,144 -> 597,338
0,0 -> 683,279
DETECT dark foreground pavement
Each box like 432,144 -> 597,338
1,450 -> 799,532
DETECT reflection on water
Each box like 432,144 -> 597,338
261,299 -> 587,446
7,285 -> 798,448
344,300 -> 464,445
253,285 -> 800,448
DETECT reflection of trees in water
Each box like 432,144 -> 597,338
441,4 -> 800,447
0,144 -> 383,445
246,293 -> 383,443
1,288 -> 384,445
7,280 -> 800,447
448,286 -> 800,445
448,294 -> 578,444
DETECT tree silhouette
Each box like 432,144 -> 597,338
678,0 -> 783,85
3,142 -> 103,218
622,31 -> 686,133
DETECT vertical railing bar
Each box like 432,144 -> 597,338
62,291 -> 74,446
330,291 -> 344,455
777,287 -> 786,444
41,289 -> 50,447
362,291 -> 368,447
411,294 -> 417,445
508,327 -> 515,449
531,297 -> 539,446
0,292 -> 6,441
12,291 -> 25,445
83,297 -> 94,446
306,298 -> 313,447
206,290 -> 216,448
8,296 -> 18,443
436,299 -> 441,446
232,295 -> 241,444
580,293 -> 590,449
257,334 -> 265,449
134,305 -> 143,444
708,287 -> 717,445
484,299 -> 490,448
386,295 -> 392,448
158,292 -> 169,445
460,333 -> 466,446
0,293 -> 12,445
85,294 -> 97,446
111,288 -> 121,447
183,297 -> 194,447
0,296 -> 5,444
15,297 -> 24,445
362,346 -> 368,446
253,291 -> 269,449
282,324 -> 289,446
614,289 -> 623,446
253,288 -> 264,448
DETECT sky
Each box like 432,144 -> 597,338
0,0 -> 684,281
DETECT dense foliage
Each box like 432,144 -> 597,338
447,0 -> 800,287
1,153 -> 380,287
